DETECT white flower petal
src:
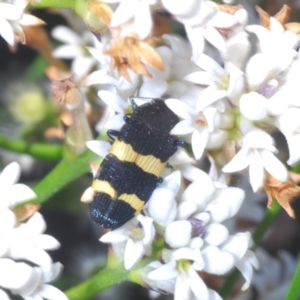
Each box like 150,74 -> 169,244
165,99 -> 196,119
260,150 -> 288,182
204,223 -> 229,246
184,71 -> 214,85
39,284 -> 68,300
188,268 -> 209,300
71,56 -> 95,78
26,249 -> 52,270
51,26 -> 81,44
19,14 -> 44,26
235,250 -> 259,291
221,232 -> 251,260
135,1 -> 152,39
246,25 -> 271,54
0,259 -> 35,290
0,3 -> 23,20
267,90 -> 289,116
25,212 -> 46,235
286,134 -> 300,166
175,274 -> 190,300
139,79 -> 168,98
240,92 -> 267,121
0,209 -> 16,236
110,0 -> 135,27
12,184 -> 36,204
191,129 -> 208,160
104,114 -> 125,130
177,200 -> 198,220
206,187 -> 245,223
162,0 -> 200,16
35,235 -> 60,250
203,25 -> 226,53
147,261 -> 178,280
249,159 -> 265,192
207,288 -> 223,300
0,162 -> 20,187
222,147 -> 251,173
210,11 -> 237,28
98,90 -> 129,113
165,221 -> 192,248
100,228 -> 129,243
124,239 -> 144,269
170,120 -> 195,135
181,178 -> 215,209
202,246 -> 235,275
86,140 -> 111,158
148,188 -> 177,226
172,248 -> 202,265
242,129 -> 276,151
197,87 -> 228,111
0,289 -> 10,300
0,17 -> 15,46
52,45 -> 82,58
206,130 -> 228,149
245,53 -> 269,90
195,53 -> 224,77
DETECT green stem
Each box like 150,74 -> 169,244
285,260 -> 300,300
219,201 -> 282,298
33,149 -> 97,203
0,135 -> 63,160
65,261 -> 148,300
29,0 -> 76,9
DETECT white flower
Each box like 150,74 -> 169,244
0,162 -> 36,209
0,259 -> 67,300
0,0 -> 44,46
166,99 -> 229,160
170,1 -> 244,60
2,212 -> 61,270
246,17 -> 299,58
147,248 -> 211,300
141,37 -> 200,100
102,0 -> 157,39
52,25 -> 98,79
276,108 -> 300,165
185,54 -> 244,109
223,129 -> 288,191
100,215 -> 155,269
97,90 -> 131,130
0,162 -> 66,299
84,42 -> 140,100
146,171 -> 181,227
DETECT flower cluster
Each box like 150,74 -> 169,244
71,1 -> 300,299
0,162 -> 67,300
3,0 -> 300,299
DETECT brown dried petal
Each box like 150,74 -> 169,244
14,204 -> 41,222
285,22 -> 300,34
264,174 -> 300,218
274,5 -> 291,25
255,6 -> 270,28
139,41 -> 163,71
217,4 -> 243,15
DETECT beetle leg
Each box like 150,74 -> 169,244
156,177 -> 163,187
107,130 -> 120,142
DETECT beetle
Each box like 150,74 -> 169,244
89,98 -> 184,229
